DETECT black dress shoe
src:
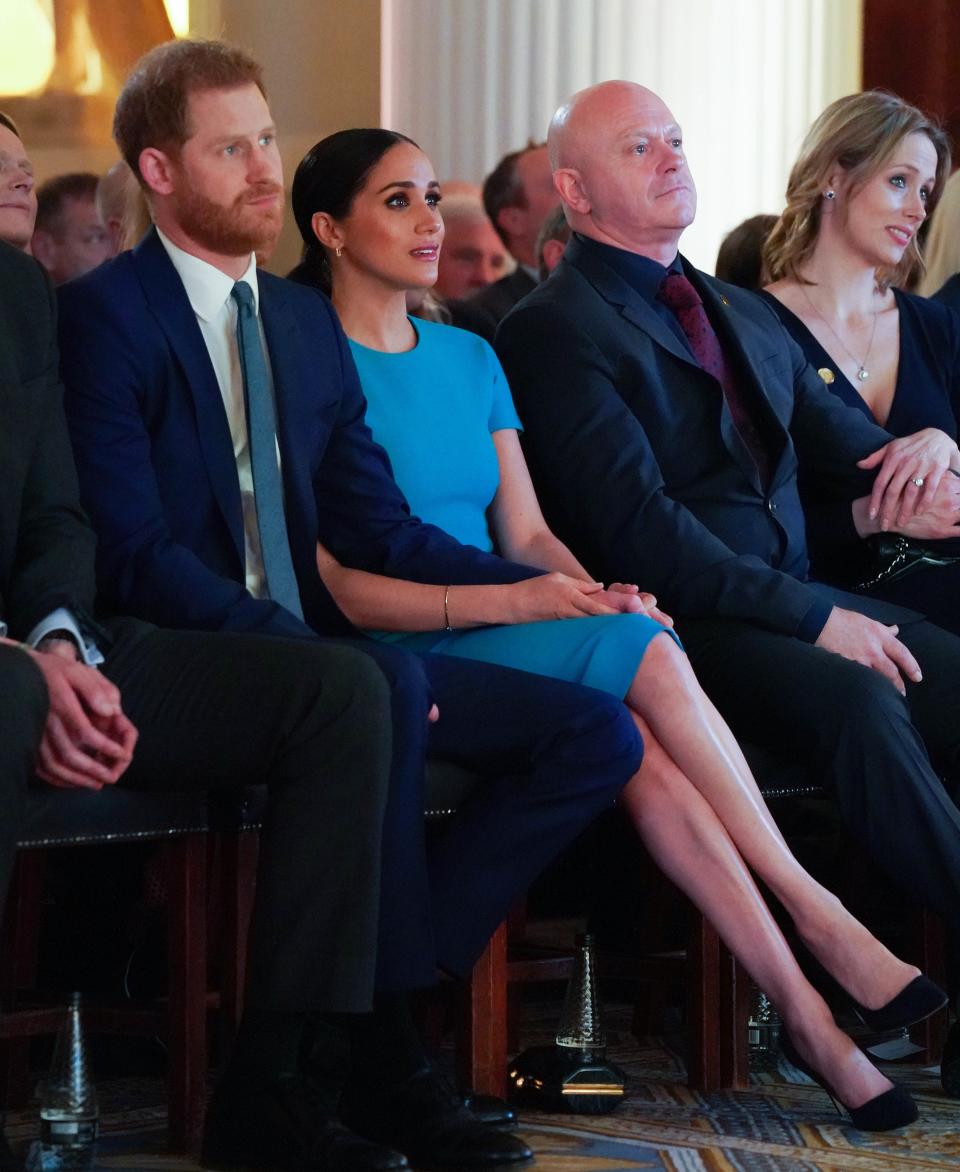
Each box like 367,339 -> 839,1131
341,1066 -> 532,1169
940,1020 -> 960,1097
201,1074 -> 408,1171
0,1129 -> 22,1172
849,975 -> 948,1033
461,1090 -> 517,1129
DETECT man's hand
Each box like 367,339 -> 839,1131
28,650 -> 138,789
858,428 -> 960,529
815,606 -> 922,696
852,474 -> 960,540
605,583 -> 674,627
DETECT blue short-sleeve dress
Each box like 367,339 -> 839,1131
350,318 -> 679,699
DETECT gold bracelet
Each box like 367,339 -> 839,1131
443,585 -> 453,631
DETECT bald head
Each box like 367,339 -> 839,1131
548,80 -> 696,264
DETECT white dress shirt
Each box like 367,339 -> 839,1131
157,228 -> 280,599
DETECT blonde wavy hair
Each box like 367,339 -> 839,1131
764,90 -> 950,292
918,169 -> 960,297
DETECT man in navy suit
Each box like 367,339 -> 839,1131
58,42 -> 642,1172
497,81 -> 960,950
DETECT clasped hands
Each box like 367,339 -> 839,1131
24,639 -> 137,790
857,428 -> 960,537
509,572 -> 673,627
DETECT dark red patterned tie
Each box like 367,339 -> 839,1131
657,272 -> 772,488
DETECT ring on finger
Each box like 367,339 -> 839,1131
912,476 -> 925,488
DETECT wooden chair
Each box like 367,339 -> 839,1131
0,786 -> 210,1151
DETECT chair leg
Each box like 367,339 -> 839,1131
720,949 -> 750,1089
685,909 -> 721,1091
913,907 -> 950,1063
220,830 -> 259,1041
457,921 -> 508,1099
0,851 -> 45,1107
165,832 -> 208,1152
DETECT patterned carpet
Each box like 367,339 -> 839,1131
6,1008 -> 959,1170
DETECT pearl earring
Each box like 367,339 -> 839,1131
824,189 -> 836,200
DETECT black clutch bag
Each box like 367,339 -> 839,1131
856,534 -> 960,592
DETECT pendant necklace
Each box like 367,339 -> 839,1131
799,285 -> 878,382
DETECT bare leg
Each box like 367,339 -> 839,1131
626,635 -> 918,1010
623,717 -> 891,1109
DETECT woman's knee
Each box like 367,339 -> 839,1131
630,627 -> 697,698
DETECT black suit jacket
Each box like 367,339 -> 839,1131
496,235 -> 906,639
450,267 -> 538,341
0,240 -> 98,641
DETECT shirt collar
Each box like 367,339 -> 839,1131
156,226 -> 259,321
574,233 -> 681,303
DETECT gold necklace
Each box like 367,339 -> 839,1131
798,285 -> 878,382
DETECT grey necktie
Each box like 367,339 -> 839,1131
230,281 -> 303,619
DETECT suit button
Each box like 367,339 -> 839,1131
767,500 -> 778,513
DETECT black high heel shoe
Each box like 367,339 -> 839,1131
780,1032 -> 918,1132
847,974 -> 947,1033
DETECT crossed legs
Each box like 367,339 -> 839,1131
619,634 -> 920,1108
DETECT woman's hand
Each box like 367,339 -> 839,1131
505,573 -> 620,623
605,583 -> 674,626
859,428 -> 960,529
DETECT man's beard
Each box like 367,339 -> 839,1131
174,181 -> 283,258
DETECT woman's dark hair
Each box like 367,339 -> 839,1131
289,128 -> 418,294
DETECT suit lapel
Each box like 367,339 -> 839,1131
259,285 -> 305,474
570,238 -> 788,493
132,230 -> 245,563
568,240 -> 696,368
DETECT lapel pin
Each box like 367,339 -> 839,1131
817,367 -> 835,384
719,294 -> 730,306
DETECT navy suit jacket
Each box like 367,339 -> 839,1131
496,235 -> 911,640
58,229 -> 536,639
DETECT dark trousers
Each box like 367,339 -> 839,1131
679,614 -> 960,934
311,640 -> 642,986
0,626 -> 400,1014
2,625 -> 641,1013
76,623 -> 396,1015
0,646 -> 49,919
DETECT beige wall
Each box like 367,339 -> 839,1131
19,0 -> 383,276
221,0 -> 383,274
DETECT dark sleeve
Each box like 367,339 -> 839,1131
59,279 -> 316,640
448,298 -> 498,343
309,301 -> 540,587
7,267 -> 99,640
496,300 -> 834,637
787,349 -> 892,496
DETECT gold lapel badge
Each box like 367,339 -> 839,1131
719,295 -> 730,306
817,367 -> 835,384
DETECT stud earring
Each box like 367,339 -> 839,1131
824,189 -> 836,200
335,246 -> 343,258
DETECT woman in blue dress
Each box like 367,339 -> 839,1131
289,129 -> 942,1126
763,91 -> 960,633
